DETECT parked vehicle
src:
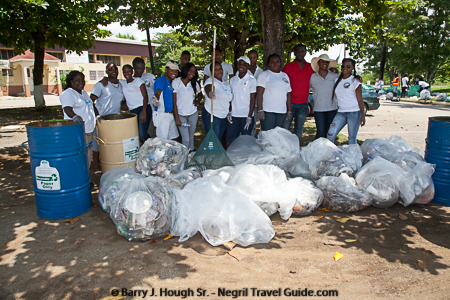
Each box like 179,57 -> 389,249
308,84 -> 381,116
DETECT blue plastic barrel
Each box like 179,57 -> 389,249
425,116 -> 450,206
24,120 -> 92,219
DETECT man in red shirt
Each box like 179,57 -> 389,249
282,44 -> 314,143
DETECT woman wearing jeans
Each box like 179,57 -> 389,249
173,63 -> 202,152
327,58 -> 365,144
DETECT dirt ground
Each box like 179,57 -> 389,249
1,103 -> 450,300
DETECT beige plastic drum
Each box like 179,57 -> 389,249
95,113 -> 140,173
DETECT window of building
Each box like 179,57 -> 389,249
89,54 -> 94,63
0,49 -> 17,60
2,69 -> 13,76
89,70 -> 105,81
46,52 -> 64,61
96,55 -> 120,66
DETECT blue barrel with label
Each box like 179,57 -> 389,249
24,120 -> 92,219
425,116 -> 450,206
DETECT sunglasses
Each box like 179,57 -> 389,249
107,66 -> 118,71
341,64 -> 353,69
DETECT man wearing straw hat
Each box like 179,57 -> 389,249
309,54 -> 339,139
152,61 -> 180,140
282,44 -> 315,143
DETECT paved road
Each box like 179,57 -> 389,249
1,97 -> 450,150
336,100 -> 450,149
0,95 -> 61,108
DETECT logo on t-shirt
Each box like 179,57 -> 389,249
344,82 -> 351,89
282,78 -> 289,84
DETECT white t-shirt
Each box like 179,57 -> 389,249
374,81 -> 381,89
251,65 -> 263,79
256,70 -> 292,114
91,81 -> 123,116
230,72 -> 257,118
138,73 -> 156,100
309,71 -> 339,112
204,78 -> 232,118
204,62 -> 234,82
120,78 -> 145,111
60,88 -> 95,133
402,76 -> 409,87
419,81 -> 429,88
172,77 -> 200,116
334,75 -> 361,112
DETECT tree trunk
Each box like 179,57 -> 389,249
260,0 -> 285,70
231,29 -> 249,72
32,30 -> 46,110
379,42 -> 387,80
145,26 -> 156,75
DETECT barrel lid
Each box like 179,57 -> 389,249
101,113 -> 137,121
429,116 -> 450,123
27,119 -> 77,128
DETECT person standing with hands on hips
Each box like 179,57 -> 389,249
59,71 -> 97,170
225,56 -> 256,148
326,58 -> 365,145
256,53 -> 292,131
152,61 -> 180,141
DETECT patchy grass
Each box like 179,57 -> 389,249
0,106 -> 64,123
431,84 -> 450,94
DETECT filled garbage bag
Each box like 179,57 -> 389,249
301,138 -> 362,180
435,93 -> 447,101
167,167 -> 202,189
398,160 -> 435,206
171,175 -> 275,247
288,153 -> 311,179
361,138 -> 399,164
315,173 -> 372,213
386,135 -> 424,157
98,166 -> 145,212
225,164 -> 323,219
420,89 -> 431,100
110,176 -> 173,241
339,144 -> 363,170
225,127 -> 300,172
136,138 -> 188,177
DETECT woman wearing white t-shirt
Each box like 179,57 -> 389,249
59,71 -> 97,169
326,58 -> 365,145
120,64 -> 150,143
256,53 -> 292,131
202,62 -> 233,140
173,63 -> 203,152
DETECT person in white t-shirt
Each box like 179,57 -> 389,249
203,46 -> 234,82
202,62 -> 233,140
418,77 -> 430,93
401,73 -> 409,98
120,64 -> 150,143
173,63 -> 203,152
256,53 -> 292,131
247,49 -> 264,137
374,78 -> 382,93
327,58 -> 365,145
225,56 -> 256,148
90,62 -> 124,176
59,71 -> 97,170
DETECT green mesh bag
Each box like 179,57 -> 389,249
188,122 -> 234,171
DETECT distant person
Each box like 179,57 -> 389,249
172,63 -> 202,152
392,74 -> 399,96
418,77 -> 430,93
203,46 -> 233,82
91,63 -> 124,176
309,54 -> 339,139
60,71 -> 96,170
401,73 -> 409,98
282,44 -> 314,142
256,53 -> 292,131
153,61 -> 180,141
202,62 -> 233,140
374,78 -> 382,93
226,56 -> 256,148
120,64 -> 150,143
132,57 -> 155,137
327,58 -> 365,145
247,49 -> 263,137
178,50 -> 191,75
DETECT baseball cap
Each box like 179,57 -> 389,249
237,56 -> 250,65
165,61 -> 180,71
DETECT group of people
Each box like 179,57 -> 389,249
59,44 -> 366,175
375,73 -> 430,98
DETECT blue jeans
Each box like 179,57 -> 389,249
327,111 -> 362,144
130,105 -> 152,143
283,102 -> 309,142
225,116 -> 255,142
202,107 -> 227,140
314,110 -> 337,139
261,111 -> 286,131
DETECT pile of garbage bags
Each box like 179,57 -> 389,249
98,130 -> 436,246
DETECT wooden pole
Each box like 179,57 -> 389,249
211,29 -> 216,124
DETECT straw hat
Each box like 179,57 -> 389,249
311,54 -> 337,72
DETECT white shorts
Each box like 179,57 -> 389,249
154,112 -> 179,140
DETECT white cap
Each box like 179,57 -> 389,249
237,56 -> 250,65
165,61 -> 180,71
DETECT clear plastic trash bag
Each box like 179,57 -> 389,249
420,89 -> 431,100
435,93 -> 447,101
361,138 -> 399,164
167,166 -> 202,189
98,166 -> 145,212
136,137 -> 188,178
315,173 -> 372,213
386,135 -> 424,157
